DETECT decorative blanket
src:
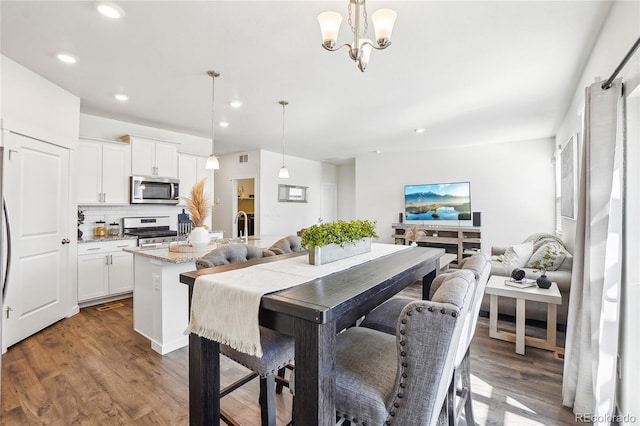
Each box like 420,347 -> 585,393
186,243 -> 408,357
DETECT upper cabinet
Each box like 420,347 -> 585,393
78,138 -> 131,205
178,153 -> 213,227
129,135 -> 178,178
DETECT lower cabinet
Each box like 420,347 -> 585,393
78,240 -> 137,305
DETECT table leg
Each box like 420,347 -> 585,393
422,268 -> 438,300
293,318 -> 336,426
547,303 -> 558,350
189,333 -> 221,426
489,295 -> 499,339
515,298 -> 526,355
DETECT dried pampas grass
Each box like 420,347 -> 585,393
181,178 -> 211,227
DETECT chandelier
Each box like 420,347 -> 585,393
318,0 -> 397,72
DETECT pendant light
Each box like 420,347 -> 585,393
205,70 -> 220,170
278,100 -> 290,178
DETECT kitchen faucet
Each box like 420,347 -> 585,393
235,210 -> 248,242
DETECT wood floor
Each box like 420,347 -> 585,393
1,289 -> 577,425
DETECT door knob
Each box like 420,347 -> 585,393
61,238 -> 71,244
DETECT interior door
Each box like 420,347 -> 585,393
2,131 -> 71,350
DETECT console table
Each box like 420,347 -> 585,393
392,224 -> 481,268
180,246 -> 443,426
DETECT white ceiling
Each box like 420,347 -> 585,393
1,1 -> 612,164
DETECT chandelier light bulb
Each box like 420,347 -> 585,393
318,11 -> 343,49
371,9 -> 397,47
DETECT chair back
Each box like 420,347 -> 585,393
268,235 -> 304,255
388,272 -> 474,425
457,253 -> 491,363
195,244 -> 275,269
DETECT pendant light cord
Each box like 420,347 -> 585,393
279,100 -> 289,166
207,70 -> 219,155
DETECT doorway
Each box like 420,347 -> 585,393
235,178 -> 255,238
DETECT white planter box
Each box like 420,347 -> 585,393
308,237 -> 372,265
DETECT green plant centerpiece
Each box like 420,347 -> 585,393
301,219 -> 378,265
531,244 -> 564,289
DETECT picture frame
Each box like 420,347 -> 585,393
278,184 -> 308,203
560,135 -> 578,218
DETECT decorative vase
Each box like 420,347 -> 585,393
536,274 -> 552,289
188,226 -> 210,249
308,237 -> 372,266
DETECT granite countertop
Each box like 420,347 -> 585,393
123,245 -> 214,264
78,235 -> 138,244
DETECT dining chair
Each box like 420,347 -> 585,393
268,235 -> 304,255
358,253 -> 491,426
195,245 -> 294,426
335,270 -> 474,426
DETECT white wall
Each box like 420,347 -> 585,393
355,138 -> 556,249
260,150 -> 337,237
337,161 -> 356,221
2,56 -> 80,148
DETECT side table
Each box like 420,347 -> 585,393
485,275 -> 562,355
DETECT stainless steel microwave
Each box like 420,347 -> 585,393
130,176 -> 180,204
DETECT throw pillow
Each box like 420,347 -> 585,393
525,241 -> 567,271
503,241 -> 534,268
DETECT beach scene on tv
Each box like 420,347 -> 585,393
405,182 -> 471,221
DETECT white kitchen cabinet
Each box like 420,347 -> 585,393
131,136 -> 178,178
78,138 -> 131,204
78,240 -> 136,305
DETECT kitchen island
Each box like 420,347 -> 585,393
125,235 -> 285,354
124,245 -> 211,354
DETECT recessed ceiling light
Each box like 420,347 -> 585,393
57,53 -> 78,64
219,121 -> 230,128
414,128 -> 426,134
229,100 -> 243,108
96,2 -> 125,19
114,93 -> 129,101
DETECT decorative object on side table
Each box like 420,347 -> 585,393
181,177 -> 211,249
301,219 -> 378,265
77,209 -> 85,239
531,244 -> 564,289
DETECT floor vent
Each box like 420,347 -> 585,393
96,302 -> 125,312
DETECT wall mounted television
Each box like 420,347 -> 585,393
404,182 -> 471,221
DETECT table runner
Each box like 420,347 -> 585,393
186,243 -> 408,357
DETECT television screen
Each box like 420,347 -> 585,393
404,182 -> 471,221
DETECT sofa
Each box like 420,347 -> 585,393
482,233 -> 573,326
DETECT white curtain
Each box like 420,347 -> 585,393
562,79 -> 624,421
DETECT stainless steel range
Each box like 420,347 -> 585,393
123,216 -> 178,247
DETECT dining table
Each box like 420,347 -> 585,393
179,245 -> 444,426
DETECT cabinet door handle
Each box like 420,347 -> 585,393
103,193 -> 106,203
87,247 -> 100,251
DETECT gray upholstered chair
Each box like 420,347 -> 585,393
359,253 -> 491,425
195,243 -> 275,270
335,270 -> 474,426
268,235 -> 304,255
195,244 -> 292,426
